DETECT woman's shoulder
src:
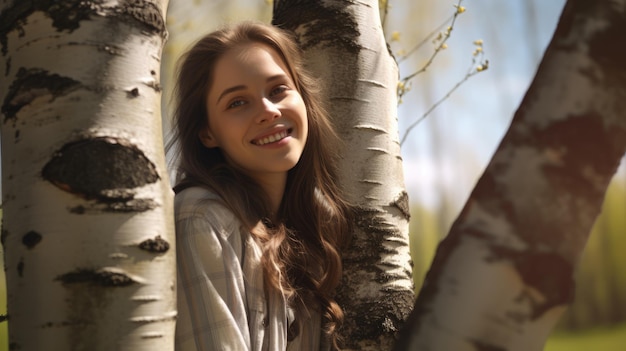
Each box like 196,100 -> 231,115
174,186 -> 238,226
174,186 -> 222,206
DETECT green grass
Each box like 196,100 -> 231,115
545,324 -> 626,351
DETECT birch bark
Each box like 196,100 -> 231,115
273,1 -> 414,349
0,1 -> 175,350
395,0 -> 626,349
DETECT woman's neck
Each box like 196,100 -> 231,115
253,172 -> 287,216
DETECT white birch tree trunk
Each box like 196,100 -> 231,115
273,1 -> 414,349
0,1 -> 175,350
394,0 -> 626,350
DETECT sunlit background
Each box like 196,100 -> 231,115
2,0 -> 625,349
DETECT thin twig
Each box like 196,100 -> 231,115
400,73 -> 473,146
398,0 -> 465,85
397,14 -> 454,64
400,52 -> 488,146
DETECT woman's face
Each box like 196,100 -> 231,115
201,42 -> 308,182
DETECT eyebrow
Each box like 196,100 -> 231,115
216,85 -> 245,104
215,74 -> 290,104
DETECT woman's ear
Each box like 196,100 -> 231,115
199,128 -> 219,148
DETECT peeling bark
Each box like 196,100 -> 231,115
274,1 -> 414,349
395,1 -> 626,350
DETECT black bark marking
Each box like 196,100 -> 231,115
138,235 -> 169,253
141,333 -> 163,339
337,292 -> 414,347
0,2 -> 35,53
0,0 -> 165,56
0,314 -> 7,323
535,114 -> 626,195
42,137 -> 160,212
17,257 -> 24,277
572,0 -> 626,78
45,0 -> 104,32
0,0 -> 106,55
507,113 -> 626,246
2,68 -> 81,123
5,56 -> 10,76
352,207 -> 403,261
69,198 -> 158,214
56,268 -> 136,287
22,230 -> 42,249
337,206 -> 414,346
487,246 -> 575,320
1,227 -> 8,247
470,113 -> 626,249
127,87 -> 140,98
52,267 -> 136,348
116,0 -> 166,36
389,191 -> 410,220
141,334 -> 163,339
40,319 -> 90,328
590,19 -> 626,71
272,0 -> 361,54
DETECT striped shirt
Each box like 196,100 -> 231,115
175,187 -> 327,351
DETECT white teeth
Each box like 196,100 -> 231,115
256,130 -> 288,145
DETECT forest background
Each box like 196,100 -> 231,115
1,0 -> 625,349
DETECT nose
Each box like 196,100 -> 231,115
256,97 -> 281,124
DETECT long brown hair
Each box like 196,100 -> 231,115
167,21 -> 351,347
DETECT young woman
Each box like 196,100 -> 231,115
168,21 -> 352,350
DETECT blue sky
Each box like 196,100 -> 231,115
391,0 -> 569,215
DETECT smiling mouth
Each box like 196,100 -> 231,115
252,128 -> 293,146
